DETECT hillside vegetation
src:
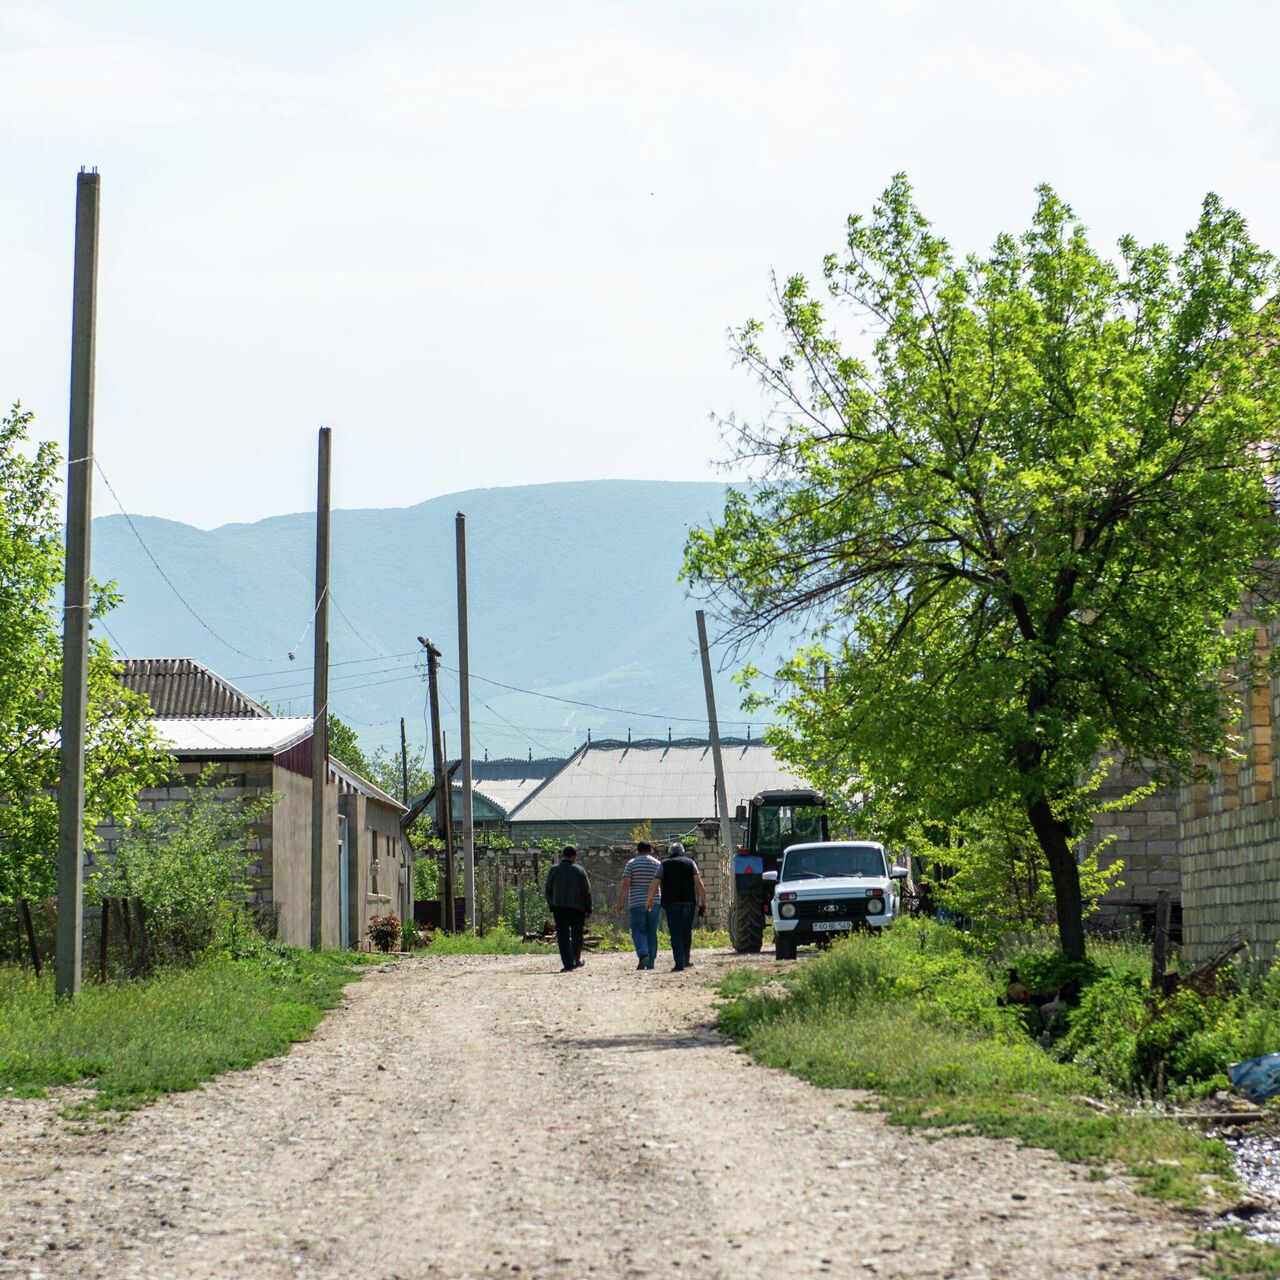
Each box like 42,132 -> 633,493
92,480 -> 742,758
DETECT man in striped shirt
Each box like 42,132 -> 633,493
615,840 -> 662,971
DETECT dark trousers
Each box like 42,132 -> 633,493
551,907 -> 585,970
664,902 -> 696,970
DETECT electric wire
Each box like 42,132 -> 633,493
94,461 -> 298,663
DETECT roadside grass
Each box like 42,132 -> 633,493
716,921 -> 1237,1208
424,925 -> 549,955
1198,1228 -> 1280,1279
0,946 -> 374,1114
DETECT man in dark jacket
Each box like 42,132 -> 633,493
645,841 -> 707,971
545,846 -> 592,972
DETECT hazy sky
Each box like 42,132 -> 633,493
3,0 -> 1279,528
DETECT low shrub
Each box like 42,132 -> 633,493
367,913 -> 401,953
90,766 -> 275,965
716,922 -> 1236,1204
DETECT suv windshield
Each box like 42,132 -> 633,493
783,846 -> 886,880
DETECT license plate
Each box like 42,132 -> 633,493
812,920 -> 852,932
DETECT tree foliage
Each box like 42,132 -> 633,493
684,177 -> 1280,960
0,405 -> 169,908
92,765 -> 276,962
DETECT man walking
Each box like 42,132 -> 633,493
615,839 -> 662,970
645,841 -> 706,972
545,845 -> 592,972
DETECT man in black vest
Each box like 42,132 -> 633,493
645,841 -> 707,971
544,845 -> 593,972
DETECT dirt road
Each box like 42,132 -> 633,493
0,950 -> 1210,1279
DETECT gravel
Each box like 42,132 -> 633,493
0,949 -> 1212,1278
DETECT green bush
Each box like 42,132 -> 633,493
91,766 -> 275,964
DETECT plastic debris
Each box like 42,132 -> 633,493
1229,1052 -> 1280,1103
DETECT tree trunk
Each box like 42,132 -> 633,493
19,898 -> 41,977
1026,797 -> 1087,962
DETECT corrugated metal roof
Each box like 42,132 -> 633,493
331,758 -> 406,812
120,658 -> 271,719
461,772 -> 555,817
506,739 -> 807,824
152,716 -> 314,755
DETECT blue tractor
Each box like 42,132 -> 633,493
728,788 -> 828,953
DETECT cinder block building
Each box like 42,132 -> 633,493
98,658 -> 411,950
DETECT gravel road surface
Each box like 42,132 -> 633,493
0,950 -> 1211,1279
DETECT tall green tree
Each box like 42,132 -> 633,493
684,177 -> 1280,961
0,405 -> 170,909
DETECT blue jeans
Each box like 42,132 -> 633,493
664,903 -> 696,970
628,904 -> 661,966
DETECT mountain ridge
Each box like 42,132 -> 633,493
92,479 -> 762,762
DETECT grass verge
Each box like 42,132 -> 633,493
0,945 -> 375,1114
716,921 -> 1237,1208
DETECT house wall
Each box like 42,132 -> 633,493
340,791 -> 413,948
507,818 -> 710,848
1083,768 -> 1181,936
92,757 -> 274,914
1177,617 -> 1280,964
271,760 -> 340,948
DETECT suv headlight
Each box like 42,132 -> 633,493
866,898 -> 885,915
779,902 -> 797,918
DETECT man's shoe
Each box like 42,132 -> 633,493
636,959 -> 646,970
560,966 -> 575,972
575,959 -> 585,968
645,959 -> 655,970
671,965 -> 685,972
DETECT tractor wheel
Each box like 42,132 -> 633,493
729,896 -> 764,953
775,932 -> 798,961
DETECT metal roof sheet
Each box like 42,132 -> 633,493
151,716 -> 314,756
120,658 -> 271,719
331,758 -> 406,812
506,740 -> 807,824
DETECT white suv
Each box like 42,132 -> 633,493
767,841 -> 907,960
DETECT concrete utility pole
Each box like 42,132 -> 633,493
420,637 -> 456,931
455,512 -> 475,929
56,168 -> 101,1000
310,427 -> 332,952
399,716 -> 410,805
696,609 -> 734,921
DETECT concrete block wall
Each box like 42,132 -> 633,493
1175,614 -> 1280,964
92,760 -> 275,914
1085,766 -> 1182,935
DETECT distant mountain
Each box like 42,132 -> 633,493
92,480 -> 771,762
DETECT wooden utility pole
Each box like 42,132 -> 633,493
399,716 -> 410,805
56,169 -> 101,1000
456,512 -> 475,929
1151,888 -> 1172,991
310,426 -> 332,952
420,637 -> 456,931
696,609 -> 733,924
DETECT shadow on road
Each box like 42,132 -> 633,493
560,1027 -> 722,1054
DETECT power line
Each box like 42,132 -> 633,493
227,650 -> 420,682
330,592 -> 392,658
438,662 -> 759,727
239,657 -> 422,699
95,460 -> 298,665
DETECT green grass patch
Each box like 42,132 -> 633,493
424,925 -> 549,955
0,945 -> 374,1113
1197,1228 -> 1280,1278
716,920 -> 1237,1207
